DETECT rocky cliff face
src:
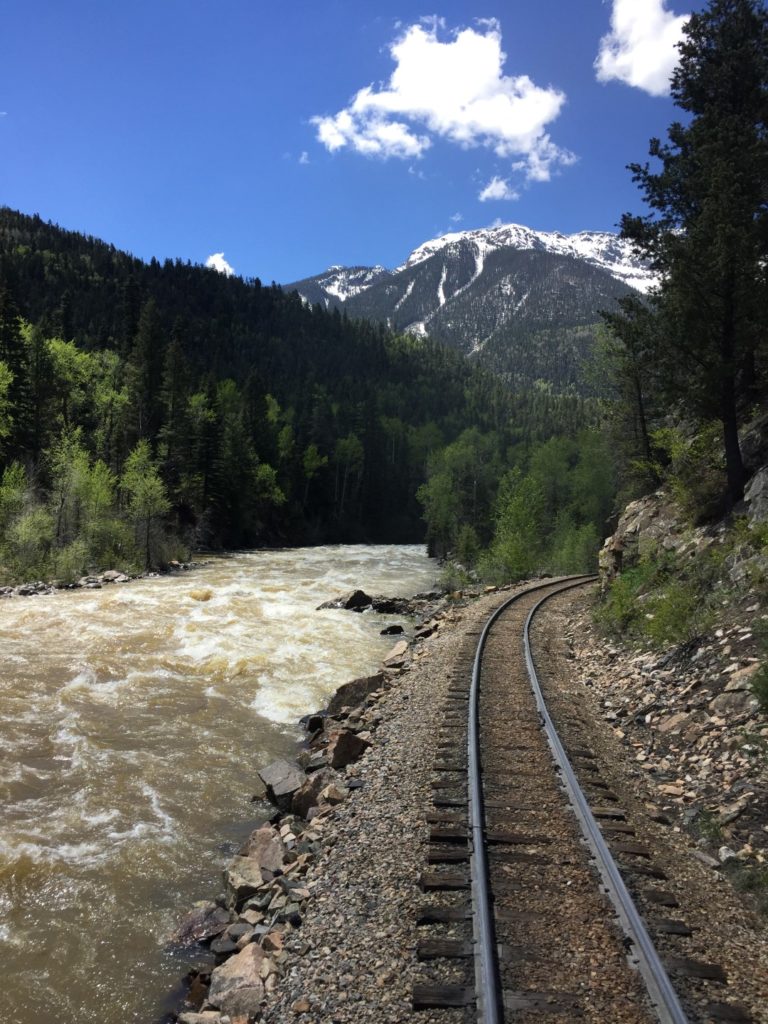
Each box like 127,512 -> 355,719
592,437 -> 768,899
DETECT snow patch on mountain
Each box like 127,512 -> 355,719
397,223 -> 656,294
393,278 -> 415,313
317,264 -> 390,302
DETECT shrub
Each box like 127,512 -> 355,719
439,561 -> 474,592
52,540 -> 89,584
652,423 -> 727,524
4,507 -> 55,579
644,579 -> 716,646
593,560 -> 658,639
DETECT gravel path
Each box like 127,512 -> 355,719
261,588 -> 514,1024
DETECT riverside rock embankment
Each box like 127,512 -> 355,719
169,584 -> 504,1024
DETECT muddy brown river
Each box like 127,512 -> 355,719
0,545 -> 437,1023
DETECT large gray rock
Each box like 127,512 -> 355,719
316,589 -> 372,611
291,767 -> 336,819
170,901 -> 232,945
745,466 -> 768,524
326,728 -> 372,769
257,759 -> 306,810
224,857 -> 265,906
383,639 -> 409,666
219,984 -> 264,1021
710,690 -> 759,716
238,825 -> 286,871
207,942 -> 265,1008
327,672 -> 385,715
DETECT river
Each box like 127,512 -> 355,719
0,545 -> 438,1024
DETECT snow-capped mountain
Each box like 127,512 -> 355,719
284,223 -> 654,390
396,223 -> 654,294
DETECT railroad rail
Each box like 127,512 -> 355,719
412,576 -> 753,1024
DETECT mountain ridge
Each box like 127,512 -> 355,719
285,222 -> 654,391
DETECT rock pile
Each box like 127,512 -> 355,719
172,661 -> 413,1023
170,587 -> 485,1024
568,602 -> 768,872
0,560 -> 196,598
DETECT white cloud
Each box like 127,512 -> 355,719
312,18 -> 573,182
299,150 -> 310,164
205,252 -> 235,277
478,176 -> 519,202
450,212 -> 463,223
595,0 -> 688,96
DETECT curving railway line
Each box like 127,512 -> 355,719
411,577 -> 755,1024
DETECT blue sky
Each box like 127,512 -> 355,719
0,1 -> 691,283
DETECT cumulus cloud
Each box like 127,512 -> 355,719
312,18 -> 573,182
595,0 -> 688,96
205,252 -> 235,277
478,176 -> 520,202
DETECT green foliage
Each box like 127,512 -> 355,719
652,423 -> 727,523
0,209 -> 621,580
4,508 -> 55,579
121,440 -> 171,569
593,561 -> 658,639
438,560 -> 474,592
473,430 -> 615,584
644,580 -> 716,646
595,546 -> 723,647
51,540 -> 90,584
0,360 -> 12,450
620,0 -> 768,507
0,462 -> 27,533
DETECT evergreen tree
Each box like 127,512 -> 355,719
621,0 -> 768,507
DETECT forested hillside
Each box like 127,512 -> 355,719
0,208 -> 608,583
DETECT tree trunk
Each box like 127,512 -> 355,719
720,289 -> 745,509
721,397 -> 745,509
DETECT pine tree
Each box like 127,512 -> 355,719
621,0 -> 768,507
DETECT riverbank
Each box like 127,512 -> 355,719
0,559 -> 201,597
169,583 -> 509,1024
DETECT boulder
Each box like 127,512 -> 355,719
327,672 -> 385,715
745,466 -> 768,524
237,826 -> 286,871
170,901 -> 232,945
710,690 -> 758,716
380,624 -> 404,635
257,759 -> 306,810
291,768 -> 336,819
316,589 -> 372,611
326,728 -> 372,769
370,596 -> 412,614
383,640 -> 408,666
219,985 -> 263,1021
320,783 -> 346,805
224,857 -> 266,906
177,1013 -> 223,1024
207,943 -> 265,1009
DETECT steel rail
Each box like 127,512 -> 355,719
523,580 -> 690,1024
467,575 -> 595,1024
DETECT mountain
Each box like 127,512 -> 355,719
285,223 -> 655,391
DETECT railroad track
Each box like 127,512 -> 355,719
411,577 -> 754,1024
